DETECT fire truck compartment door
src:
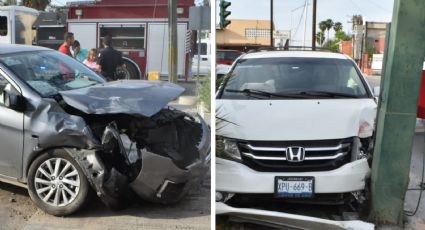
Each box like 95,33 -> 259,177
68,23 -> 97,50
146,23 -> 186,76
0,10 -> 11,44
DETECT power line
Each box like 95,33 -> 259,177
367,0 -> 392,13
292,0 -> 308,38
348,0 -> 363,12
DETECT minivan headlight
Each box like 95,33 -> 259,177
216,136 -> 241,161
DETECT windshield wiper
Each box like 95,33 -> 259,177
225,89 -> 305,99
287,90 -> 360,98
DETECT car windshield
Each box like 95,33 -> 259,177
0,50 -> 105,97
219,57 -> 369,99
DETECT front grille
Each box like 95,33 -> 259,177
239,138 -> 353,172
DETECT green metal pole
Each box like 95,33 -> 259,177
370,0 -> 425,226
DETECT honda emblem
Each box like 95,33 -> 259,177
286,147 -> 305,162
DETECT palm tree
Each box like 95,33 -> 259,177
316,32 -> 325,46
325,19 -> 334,44
333,22 -> 343,33
318,21 -> 327,45
319,21 -> 327,34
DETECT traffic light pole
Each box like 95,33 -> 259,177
270,0 -> 273,47
370,0 -> 425,226
219,0 -> 231,29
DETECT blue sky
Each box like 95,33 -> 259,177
53,0 -> 394,45
221,0 -> 394,45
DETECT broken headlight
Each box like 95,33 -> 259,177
216,136 -> 241,161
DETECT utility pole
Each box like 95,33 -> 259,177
168,0 -> 178,83
270,0 -> 274,47
312,0 -> 317,50
370,0 -> 425,226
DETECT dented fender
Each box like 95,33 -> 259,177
63,113 -> 210,207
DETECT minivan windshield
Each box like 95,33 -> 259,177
0,50 -> 105,97
219,57 -> 369,99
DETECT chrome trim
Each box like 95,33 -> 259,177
242,152 -> 347,161
305,152 -> 347,160
241,144 -> 287,152
242,152 -> 287,161
241,143 -> 350,152
305,143 -> 351,151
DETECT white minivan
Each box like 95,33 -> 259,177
216,50 -> 377,211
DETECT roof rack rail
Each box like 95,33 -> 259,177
246,46 -> 340,53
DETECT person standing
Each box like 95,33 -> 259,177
72,40 -> 88,62
58,32 -> 74,57
97,35 -> 124,81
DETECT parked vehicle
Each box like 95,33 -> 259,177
0,6 -> 38,45
0,44 -> 210,216
217,49 -> 243,65
32,12 -> 67,50
216,50 -> 377,210
191,38 -> 211,77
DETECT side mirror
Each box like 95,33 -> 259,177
373,86 -> 380,97
3,89 -> 25,112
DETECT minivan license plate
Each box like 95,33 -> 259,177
275,177 -> 314,198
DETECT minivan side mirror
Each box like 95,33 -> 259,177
373,86 -> 380,97
3,89 -> 25,112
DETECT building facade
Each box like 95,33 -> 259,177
216,19 -> 273,51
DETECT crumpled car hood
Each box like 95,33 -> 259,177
59,80 -> 185,117
216,99 -> 377,140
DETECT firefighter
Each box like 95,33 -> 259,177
58,32 -> 74,57
97,35 -> 125,81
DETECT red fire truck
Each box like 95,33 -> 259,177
67,0 -> 194,79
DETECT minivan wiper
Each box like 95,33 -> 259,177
289,90 -> 360,98
225,89 -> 305,99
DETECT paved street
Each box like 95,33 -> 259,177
0,175 -> 210,230
364,75 -> 381,88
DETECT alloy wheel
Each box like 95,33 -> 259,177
34,158 -> 80,207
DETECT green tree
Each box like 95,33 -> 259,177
333,22 -> 343,33
316,31 -> 325,45
325,19 -> 334,41
326,31 -> 352,52
3,0 -> 18,5
319,21 -> 327,39
22,0 -> 50,11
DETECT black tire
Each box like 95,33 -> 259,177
123,59 -> 141,79
27,149 -> 90,216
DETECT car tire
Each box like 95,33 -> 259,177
27,149 -> 90,216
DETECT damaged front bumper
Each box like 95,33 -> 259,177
66,113 -> 210,208
216,158 -> 370,194
129,115 -> 211,203
216,202 -> 374,230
